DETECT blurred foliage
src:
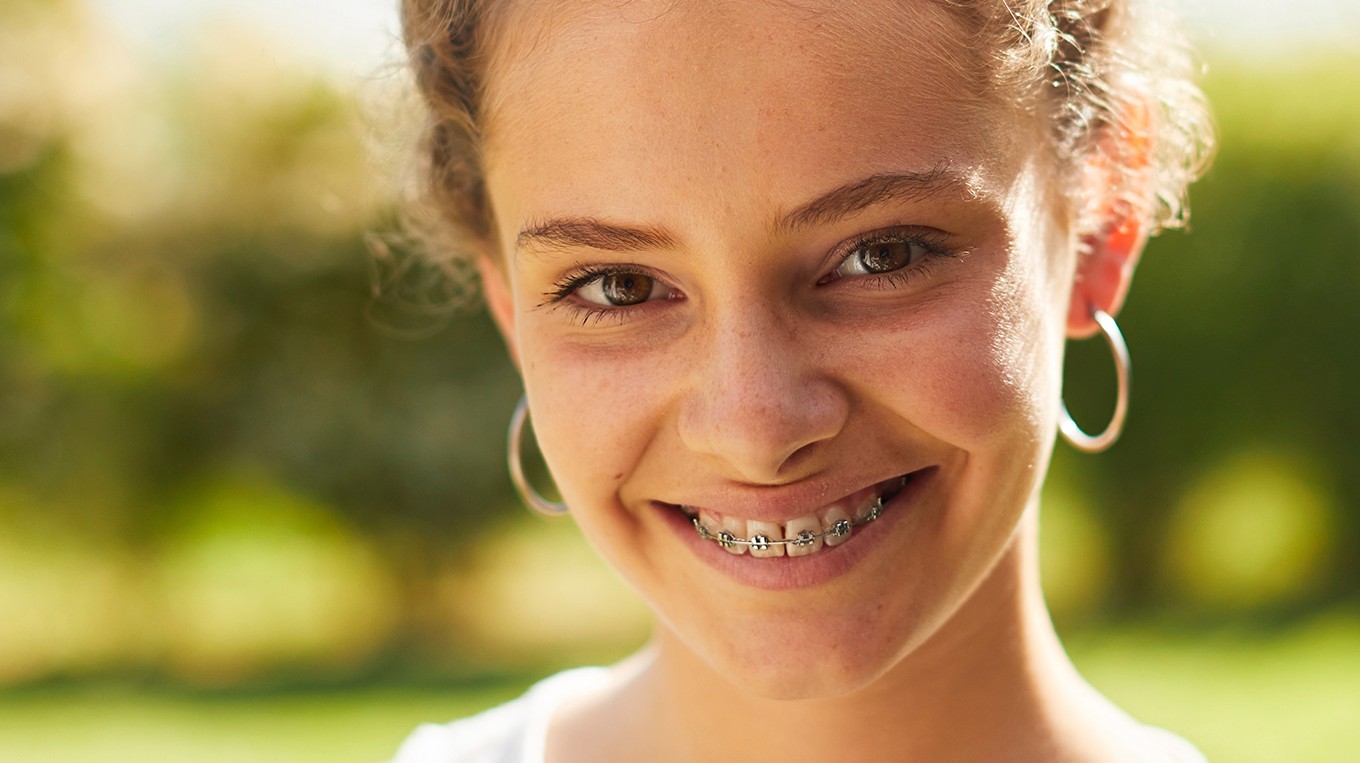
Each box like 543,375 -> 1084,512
1055,54 -> 1360,619
0,0 -> 523,682
4,619 -> 1360,762
1,0 -> 1357,686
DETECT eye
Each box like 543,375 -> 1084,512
833,238 -> 930,278
574,271 -> 674,306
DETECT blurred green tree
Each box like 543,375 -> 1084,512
1,0 -> 1357,681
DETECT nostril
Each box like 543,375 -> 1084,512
775,439 -> 825,478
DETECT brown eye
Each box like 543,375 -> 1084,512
601,273 -> 654,305
859,241 -> 913,273
574,270 -> 674,307
833,238 -> 928,279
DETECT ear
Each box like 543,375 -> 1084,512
1066,207 -> 1147,338
1067,99 -> 1155,339
478,255 -> 521,368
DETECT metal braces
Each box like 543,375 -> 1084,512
691,496 -> 883,550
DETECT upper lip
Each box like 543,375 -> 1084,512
657,468 -> 924,523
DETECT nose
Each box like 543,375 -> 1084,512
678,309 -> 850,484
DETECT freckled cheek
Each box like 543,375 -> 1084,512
519,335 -> 674,509
853,311 -> 1054,448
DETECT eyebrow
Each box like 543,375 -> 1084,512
516,218 -> 678,257
775,164 -> 964,234
514,164 -> 966,258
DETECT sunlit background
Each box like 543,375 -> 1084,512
1,0 -> 1357,761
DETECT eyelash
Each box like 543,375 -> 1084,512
541,263 -> 670,326
540,228 -> 955,325
824,228 -> 955,288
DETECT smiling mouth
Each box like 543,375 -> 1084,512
671,473 -> 913,559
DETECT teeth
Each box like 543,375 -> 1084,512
683,474 -> 911,557
746,520 -> 784,558
720,514 -> 747,555
885,474 -> 909,501
699,509 -> 724,545
821,505 -> 853,546
784,514 -> 823,557
680,470 -> 913,552
853,495 -> 882,522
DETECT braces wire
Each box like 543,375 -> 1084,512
691,496 -> 883,550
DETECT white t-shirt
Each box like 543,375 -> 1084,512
391,667 -> 1207,762
391,668 -> 611,763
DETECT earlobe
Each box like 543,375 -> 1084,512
478,256 -> 521,367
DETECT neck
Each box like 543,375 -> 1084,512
565,508 -> 1125,762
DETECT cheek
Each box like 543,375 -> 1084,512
975,266 -> 1065,440
857,275 -> 1061,451
518,331 -> 672,510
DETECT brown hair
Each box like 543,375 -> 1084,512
397,0 -> 1213,272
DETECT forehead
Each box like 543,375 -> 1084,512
482,0 -> 1033,245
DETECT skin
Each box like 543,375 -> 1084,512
474,1 -> 1168,760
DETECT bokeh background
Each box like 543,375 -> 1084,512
1,0 -> 1357,760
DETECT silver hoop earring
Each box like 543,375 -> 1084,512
508,396 -> 569,516
1059,307 -> 1130,453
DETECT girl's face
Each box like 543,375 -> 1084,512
481,0 -> 1080,698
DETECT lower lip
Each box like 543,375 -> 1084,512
655,468 -> 934,591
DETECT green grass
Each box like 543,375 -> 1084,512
0,619 -> 1356,763
1071,616 -> 1360,763
0,682 -> 530,763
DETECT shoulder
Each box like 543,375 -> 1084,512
389,698 -> 529,763
1143,725 -> 1207,763
389,667 -> 612,763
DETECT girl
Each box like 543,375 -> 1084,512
393,0 -> 1213,760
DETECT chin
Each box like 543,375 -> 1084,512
717,636 -> 916,702
689,595 -> 935,702
737,659 -> 892,702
